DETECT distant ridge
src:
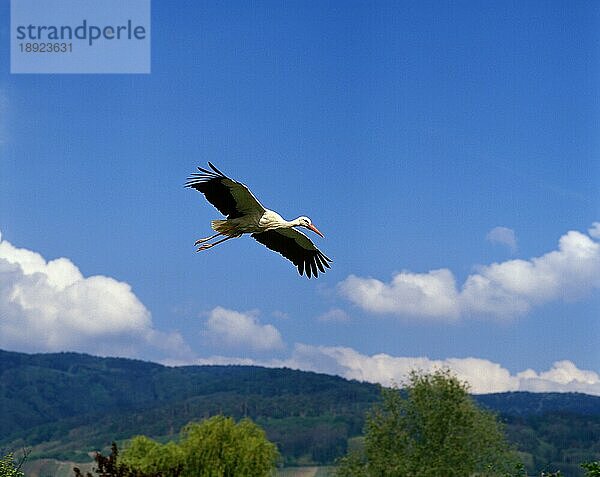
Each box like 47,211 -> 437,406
0,348 -> 381,447
1,348 -> 599,433
475,390 -> 600,416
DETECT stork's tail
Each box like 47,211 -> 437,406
211,220 -> 238,236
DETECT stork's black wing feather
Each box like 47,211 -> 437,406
252,228 -> 332,278
185,162 -> 265,219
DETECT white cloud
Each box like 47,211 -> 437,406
339,226 -> 600,320
0,231 -> 190,358
204,306 -> 284,352
516,361 -> 600,394
317,308 -> 351,322
589,222 -> 600,240
461,229 -> 600,316
271,310 -> 290,320
486,226 -> 517,253
171,345 -> 600,396
283,345 -> 519,394
339,269 -> 460,320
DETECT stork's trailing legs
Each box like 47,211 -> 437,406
195,232 -> 223,245
196,234 -> 241,252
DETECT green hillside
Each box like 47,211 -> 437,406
1,349 -> 599,475
0,349 -> 379,466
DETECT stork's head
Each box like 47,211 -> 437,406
296,216 -> 324,238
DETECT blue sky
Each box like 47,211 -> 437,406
1,1 -> 599,394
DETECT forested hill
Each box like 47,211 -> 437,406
1,348 -> 600,472
475,390 -> 600,416
0,348 -> 380,436
2,349 -> 598,428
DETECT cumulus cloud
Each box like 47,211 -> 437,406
317,308 -> 351,322
271,310 -> 290,320
516,361 -> 600,394
589,222 -> 600,240
299,347 -> 600,395
0,231 -> 190,358
172,345 -> 600,396
486,226 -> 517,253
461,229 -> 600,316
204,306 -> 284,352
283,345 -> 518,393
340,269 -> 461,319
339,226 -> 600,320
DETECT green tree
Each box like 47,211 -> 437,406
121,416 -> 279,477
179,416 -> 279,477
335,369 -> 518,477
120,437 -> 183,476
582,462 -> 600,477
0,453 -> 25,477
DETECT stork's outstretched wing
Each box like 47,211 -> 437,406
252,228 -> 332,278
185,163 -> 266,219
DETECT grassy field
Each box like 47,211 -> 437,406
23,459 -> 94,477
22,459 -> 334,477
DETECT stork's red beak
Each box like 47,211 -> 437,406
308,224 -> 324,238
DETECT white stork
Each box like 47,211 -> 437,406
185,163 -> 332,278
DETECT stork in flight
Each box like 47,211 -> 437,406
185,163 -> 332,278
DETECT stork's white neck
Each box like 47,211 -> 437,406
260,210 -> 308,230
260,210 -> 292,228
